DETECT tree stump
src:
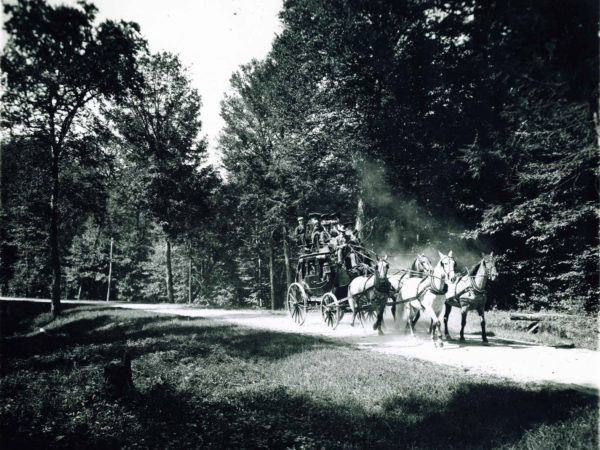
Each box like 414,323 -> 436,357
103,350 -> 134,398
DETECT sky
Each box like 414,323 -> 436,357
4,0 -> 284,162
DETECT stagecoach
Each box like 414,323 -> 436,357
285,246 -> 383,329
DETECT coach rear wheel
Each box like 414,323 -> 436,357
320,292 -> 341,329
287,282 -> 308,326
357,302 -> 377,327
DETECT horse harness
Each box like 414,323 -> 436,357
355,266 -> 392,304
448,263 -> 488,306
392,275 -> 445,310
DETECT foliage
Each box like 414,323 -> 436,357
2,0 -> 597,313
107,51 -> 220,302
219,0 -> 598,311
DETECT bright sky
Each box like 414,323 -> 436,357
7,0 -> 284,161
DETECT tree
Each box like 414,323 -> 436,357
1,0 -> 145,316
109,52 -> 218,302
218,0 -> 598,312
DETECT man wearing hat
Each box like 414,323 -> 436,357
294,216 -> 306,251
311,214 -> 324,251
337,221 -> 358,272
306,212 -> 319,250
319,214 -> 333,249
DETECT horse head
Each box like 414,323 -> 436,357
416,253 -> 433,275
375,255 -> 390,281
437,250 -> 457,283
482,252 -> 498,281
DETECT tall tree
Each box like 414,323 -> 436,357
1,0 -> 145,316
109,52 -> 218,302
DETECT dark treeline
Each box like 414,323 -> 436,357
1,0 -> 598,314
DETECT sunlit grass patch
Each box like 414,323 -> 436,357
1,303 -> 597,449
460,309 -> 599,350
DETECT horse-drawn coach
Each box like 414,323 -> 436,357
285,213 -> 498,344
286,235 -> 392,333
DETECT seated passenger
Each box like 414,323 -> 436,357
294,216 -> 307,252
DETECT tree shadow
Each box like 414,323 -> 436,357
1,312 -> 343,374
0,301 -> 82,336
7,378 -> 594,450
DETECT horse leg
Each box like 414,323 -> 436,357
373,306 -> 385,335
443,302 -> 452,339
422,299 -> 442,347
405,304 -> 416,338
459,306 -> 468,342
478,307 -> 488,343
349,296 -> 357,327
411,308 -> 421,328
435,305 -> 444,347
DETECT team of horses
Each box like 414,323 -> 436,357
346,250 -> 499,346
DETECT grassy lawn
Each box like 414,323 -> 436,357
0,302 -> 597,450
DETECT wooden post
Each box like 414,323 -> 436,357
106,237 -> 113,302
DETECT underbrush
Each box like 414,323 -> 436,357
0,303 -> 597,449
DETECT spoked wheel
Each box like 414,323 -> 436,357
320,292 -> 342,329
364,302 -> 379,322
357,302 -> 377,327
287,282 -> 308,325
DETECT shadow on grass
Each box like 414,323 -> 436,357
6,379 -> 595,450
0,301 -> 83,336
1,310 -> 341,374
129,382 -> 598,450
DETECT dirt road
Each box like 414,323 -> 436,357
113,302 -> 599,393
3,298 -> 598,393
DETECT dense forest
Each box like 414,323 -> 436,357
1,0 -> 598,315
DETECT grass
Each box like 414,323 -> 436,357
453,308 -> 599,350
0,301 -> 598,450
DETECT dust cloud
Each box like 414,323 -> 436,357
357,160 -> 489,271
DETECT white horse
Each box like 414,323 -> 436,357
348,257 -> 391,335
442,252 -> 498,343
390,251 -> 457,347
388,253 -> 433,320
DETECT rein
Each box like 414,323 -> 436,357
357,263 -> 391,300
450,261 -> 488,301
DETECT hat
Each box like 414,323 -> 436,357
308,212 -> 320,219
297,216 -> 304,221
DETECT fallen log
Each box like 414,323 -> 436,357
509,313 -> 569,321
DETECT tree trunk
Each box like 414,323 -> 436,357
166,239 -> 174,303
282,225 -> 292,288
269,231 -> 276,310
0,139 -> 5,296
188,255 -> 192,304
356,194 -> 365,240
258,254 -> 262,307
106,237 -> 114,301
50,151 -> 61,317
